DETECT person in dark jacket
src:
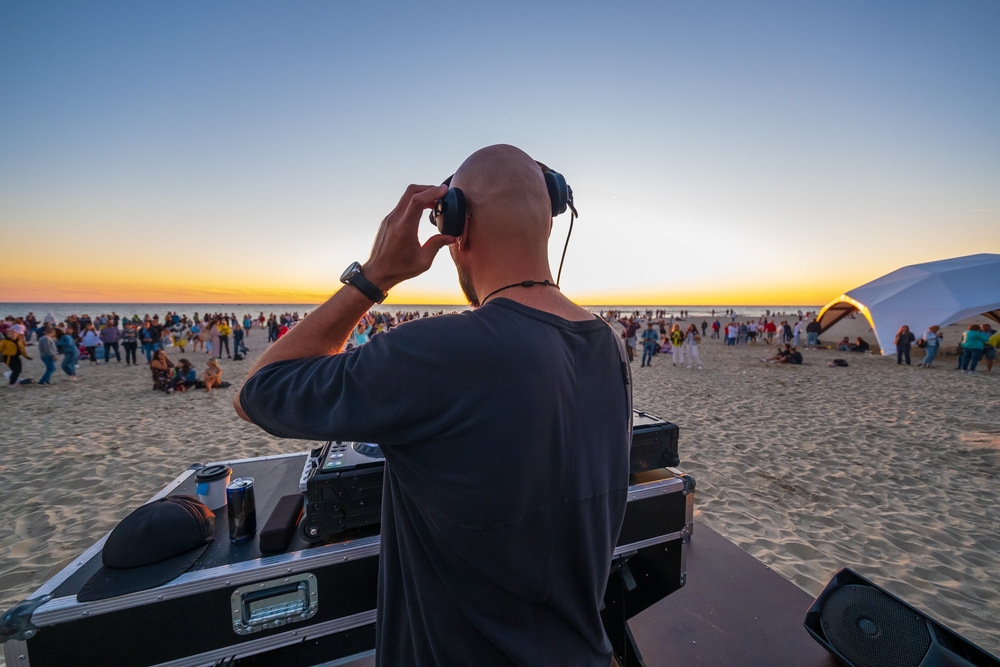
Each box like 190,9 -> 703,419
121,323 -> 139,365
894,325 -> 915,365
806,319 -> 822,349
100,322 -> 121,363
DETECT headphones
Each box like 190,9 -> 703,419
428,161 -> 577,238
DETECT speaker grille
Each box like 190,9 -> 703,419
820,584 -> 931,667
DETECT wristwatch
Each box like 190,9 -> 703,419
340,261 -> 387,304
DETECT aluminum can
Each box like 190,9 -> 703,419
226,477 -> 257,543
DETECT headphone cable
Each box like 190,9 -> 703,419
555,210 -> 575,286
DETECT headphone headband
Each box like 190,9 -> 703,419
429,161 -> 576,236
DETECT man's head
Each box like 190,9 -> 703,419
447,145 -> 554,306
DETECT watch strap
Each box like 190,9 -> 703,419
348,269 -> 387,304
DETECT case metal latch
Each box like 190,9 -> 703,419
0,595 -> 52,643
230,573 -> 318,635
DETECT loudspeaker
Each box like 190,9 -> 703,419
805,568 -> 1000,667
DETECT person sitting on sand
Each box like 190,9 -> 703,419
777,346 -> 803,365
762,343 -> 792,363
836,336 -> 851,351
849,337 -> 870,353
150,349 -> 175,392
168,358 -> 198,392
203,358 -> 223,392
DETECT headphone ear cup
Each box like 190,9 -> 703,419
432,187 -> 466,237
544,171 -> 569,217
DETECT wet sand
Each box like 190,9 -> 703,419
1,313 -> 998,662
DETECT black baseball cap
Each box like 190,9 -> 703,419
77,495 -> 215,602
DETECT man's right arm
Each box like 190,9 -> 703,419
235,183 -> 456,424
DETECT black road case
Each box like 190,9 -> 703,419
2,454 -> 694,667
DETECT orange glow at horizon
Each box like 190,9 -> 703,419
3,278 -> 846,307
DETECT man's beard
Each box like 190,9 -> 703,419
456,264 -> 480,307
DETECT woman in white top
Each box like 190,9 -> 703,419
919,325 -> 942,368
683,324 -> 703,370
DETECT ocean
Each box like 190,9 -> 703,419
2,302 -> 822,324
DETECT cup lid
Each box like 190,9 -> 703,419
195,464 -> 232,483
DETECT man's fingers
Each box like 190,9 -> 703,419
402,184 -> 449,224
421,233 -> 457,253
394,184 -> 440,215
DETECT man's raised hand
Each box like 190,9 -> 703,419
362,184 -> 456,292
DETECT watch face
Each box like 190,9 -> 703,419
340,261 -> 361,284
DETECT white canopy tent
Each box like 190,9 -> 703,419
816,254 -> 1000,356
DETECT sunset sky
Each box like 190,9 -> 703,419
2,2 -> 998,306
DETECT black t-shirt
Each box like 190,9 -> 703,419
788,351 -> 803,364
240,299 -> 631,667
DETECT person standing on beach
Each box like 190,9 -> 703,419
37,326 -> 59,385
918,325 -> 942,368
56,327 -> 78,380
101,321 -> 121,363
1,331 -> 31,388
959,324 -> 990,373
80,324 -> 101,364
982,324 -> 996,373
235,146 -> 630,667
806,318 -> 821,350
618,316 -> 639,363
894,325 -> 915,365
669,324 -> 685,365
150,319 -> 164,353
24,312 -> 38,342
122,323 -> 139,365
140,321 -> 155,363
640,321 -> 658,367
233,322 -> 247,357
683,324 -> 703,370
209,320 -> 221,358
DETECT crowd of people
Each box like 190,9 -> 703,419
605,310 -> 824,369
0,310 -> 286,391
4,307 -> 996,388
601,309 -> 998,374
0,307 -> 454,391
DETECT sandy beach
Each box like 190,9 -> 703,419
1,312 -> 998,661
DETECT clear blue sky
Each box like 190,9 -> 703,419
2,1 -> 998,304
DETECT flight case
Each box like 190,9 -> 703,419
1,453 -> 694,667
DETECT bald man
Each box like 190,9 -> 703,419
236,145 -> 631,666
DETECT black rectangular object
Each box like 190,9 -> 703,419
259,494 -> 304,554
631,409 -> 680,472
3,456 -> 693,667
300,441 -> 386,542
